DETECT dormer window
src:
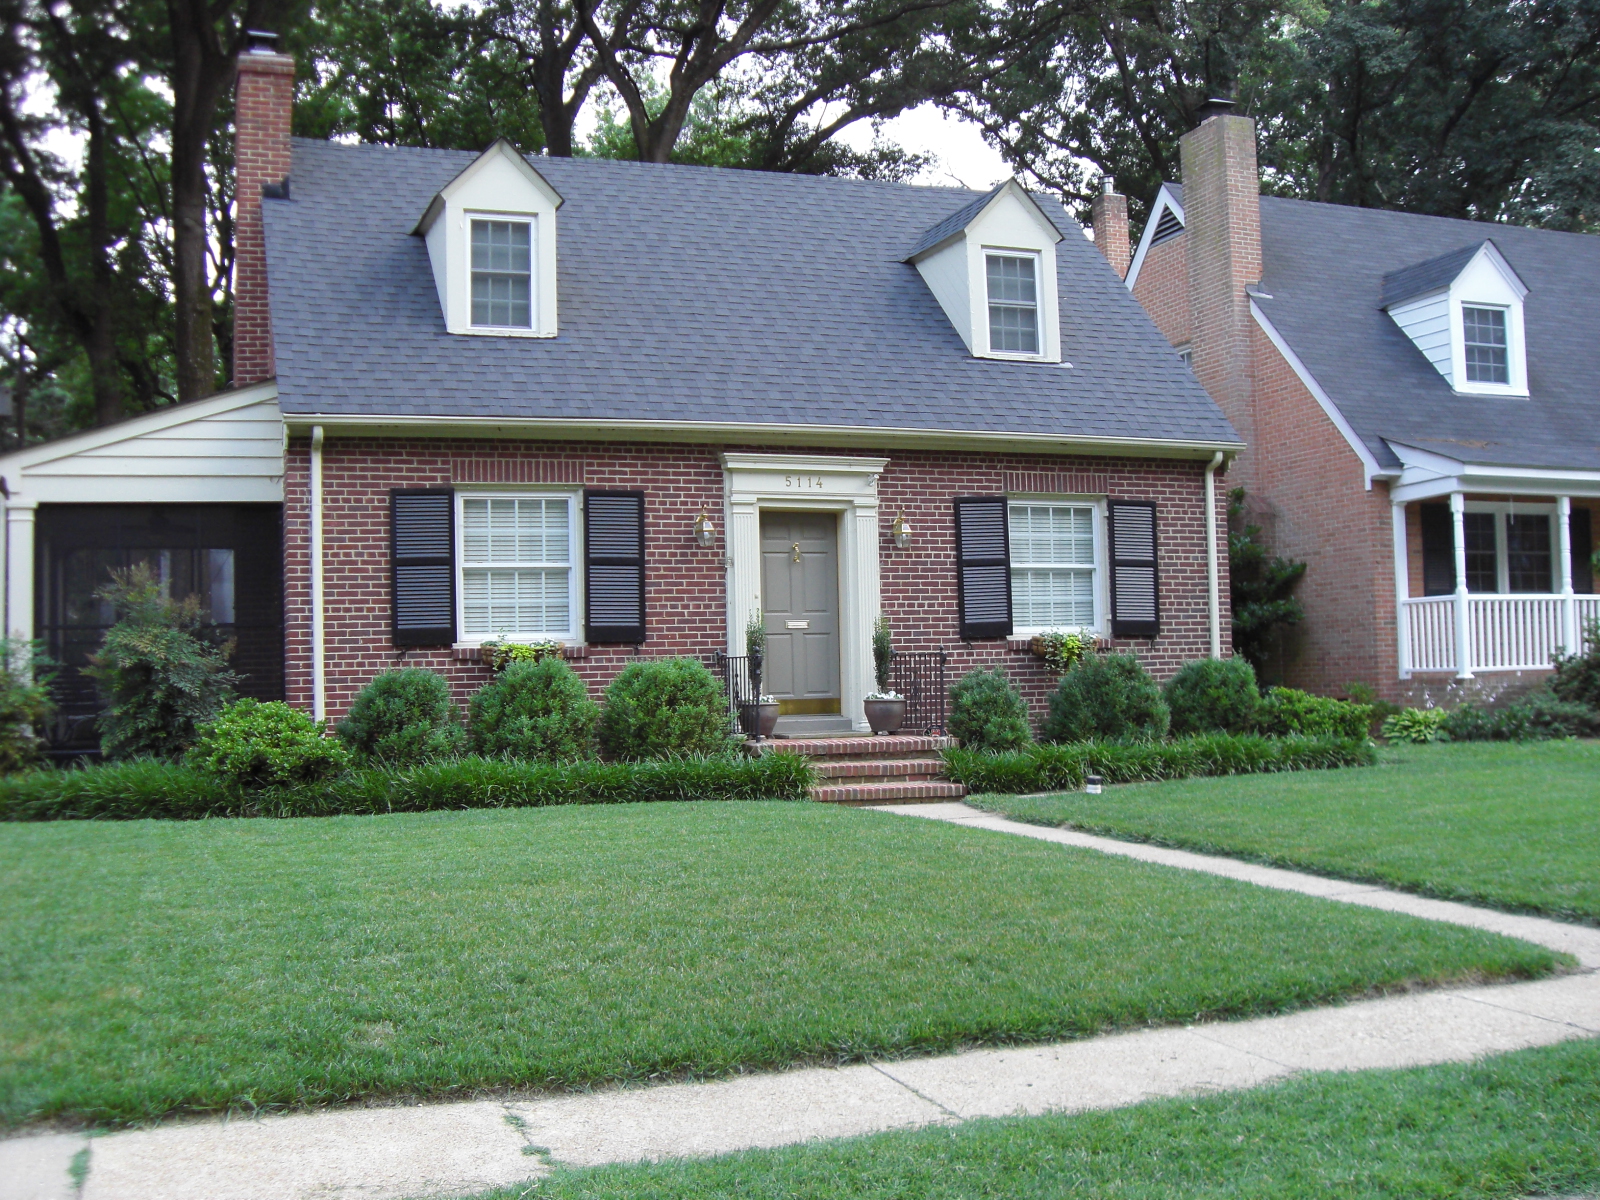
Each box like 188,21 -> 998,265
1381,240 -> 1527,398
1462,305 -> 1508,384
414,138 -> 563,338
986,253 -> 1039,354
471,219 -> 533,328
904,179 -> 1064,363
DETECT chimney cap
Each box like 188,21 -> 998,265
1195,96 -> 1236,122
244,29 -> 280,53
1100,175 -> 1117,196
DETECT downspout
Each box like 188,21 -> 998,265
310,426 -> 326,722
1204,452 -> 1224,659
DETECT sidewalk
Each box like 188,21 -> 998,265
8,803 -> 1599,1200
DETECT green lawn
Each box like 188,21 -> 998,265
0,802 -> 1563,1129
468,1037 -> 1600,1200
973,740 -> 1600,924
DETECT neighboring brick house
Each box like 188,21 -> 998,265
0,34 -> 1242,749
1123,101 -> 1600,703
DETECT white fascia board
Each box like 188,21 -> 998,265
282,412 -> 1244,460
1125,183 -> 1184,292
1476,240 -> 1529,299
1250,300 -> 1388,489
0,381 -> 280,477
413,138 -> 563,237
1387,441 -> 1600,502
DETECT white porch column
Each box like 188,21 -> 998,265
1391,499 -> 1411,679
1558,495 -> 1576,655
725,496 -> 762,657
844,492 -> 882,732
1450,491 -> 1473,679
5,495 -> 37,645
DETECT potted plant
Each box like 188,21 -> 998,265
864,615 -> 905,735
739,612 -> 774,738
1029,629 -> 1096,675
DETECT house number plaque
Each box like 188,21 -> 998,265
784,474 -> 826,490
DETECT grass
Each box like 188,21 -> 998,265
0,801 -> 1562,1129
971,740 -> 1600,925
465,1037 -> 1600,1199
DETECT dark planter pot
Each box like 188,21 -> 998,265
740,701 -> 781,740
864,698 -> 906,735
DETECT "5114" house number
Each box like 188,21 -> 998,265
784,474 -> 826,489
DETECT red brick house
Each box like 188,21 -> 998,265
0,35 -> 1242,748
1124,101 -> 1600,703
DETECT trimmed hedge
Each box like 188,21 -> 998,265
947,666 -> 1033,752
1163,656 -> 1259,735
1042,652 -> 1170,743
943,733 -> 1376,794
0,752 -> 814,821
1257,687 -> 1373,741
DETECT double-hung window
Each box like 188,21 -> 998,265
470,219 -> 533,328
1008,502 -> 1099,631
1462,305 -> 1509,384
986,253 -> 1039,354
1460,504 -> 1557,594
459,495 -> 575,639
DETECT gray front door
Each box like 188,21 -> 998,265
760,511 -> 840,711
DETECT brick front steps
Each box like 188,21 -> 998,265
746,735 -> 967,805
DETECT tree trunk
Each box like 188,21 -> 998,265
83,101 -> 124,427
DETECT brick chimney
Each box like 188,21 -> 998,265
1180,98 -> 1262,486
1090,176 -> 1131,278
233,30 -> 294,387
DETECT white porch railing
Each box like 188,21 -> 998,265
1402,594 -> 1599,676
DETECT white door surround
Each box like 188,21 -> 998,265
721,452 -> 888,732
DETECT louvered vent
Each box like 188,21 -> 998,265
1108,501 -> 1160,637
584,490 -> 645,644
1150,206 -> 1184,245
391,489 -> 456,646
954,497 -> 1012,640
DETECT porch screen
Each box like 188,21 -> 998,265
954,497 -> 1012,640
1107,501 -> 1160,637
584,490 -> 646,644
390,488 -> 456,645
1574,508 -> 1595,593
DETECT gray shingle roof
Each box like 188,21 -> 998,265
1254,197 -> 1600,472
1377,241 -> 1487,308
261,140 -> 1238,447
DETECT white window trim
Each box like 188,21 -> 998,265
454,487 -> 583,644
1006,495 -> 1108,637
1454,300 -> 1518,393
1462,500 -> 1559,594
465,212 -> 538,335
983,248 -> 1046,360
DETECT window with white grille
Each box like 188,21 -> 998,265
1462,305 -> 1509,384
986,253 -> 1040,354
470,219 -> 533,328
458,495 -> 575,638
1008,502 -> 1099,632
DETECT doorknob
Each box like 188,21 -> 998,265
792,542 -> 801,563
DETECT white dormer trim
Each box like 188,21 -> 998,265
1385,242 -> 1528,398
1124,182 -> 1184,291
414,139 -> 563,338
908,180 -> 1064,363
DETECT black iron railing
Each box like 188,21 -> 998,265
711,652 -> 762,734
888,649 -> 948,735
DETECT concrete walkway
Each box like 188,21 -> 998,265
7,803 -> 1599,1200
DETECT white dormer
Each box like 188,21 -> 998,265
905,180 -> 1064,363
1382,240 -> 1528,398
414,139 -> 563,338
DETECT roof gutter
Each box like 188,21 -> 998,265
278,413 -> 1244,461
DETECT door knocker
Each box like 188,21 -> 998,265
792,542 -> 801,562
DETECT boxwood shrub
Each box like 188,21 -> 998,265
335,668 -> 467,765
1256,687 -> 1372,741
1163,656 -> 1259,735
947,666 -> 1032,752
186,698 -> 351,788
469,657 -> 599,761
596,658 -> 735,760
0,752 -> 813,821
943,733 -> 1375,794
1042,652 -> 1170,743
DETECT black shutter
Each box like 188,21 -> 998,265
391,488 -> 455,646
585,490 -> 645,644
954,497 -> 1011,640
1572,507 -> 1594,594
1108,501 -> 1160,637
1420,502 -> 1455,596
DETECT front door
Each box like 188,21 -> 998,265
760,511 -> 841,713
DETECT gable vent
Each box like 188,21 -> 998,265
1150,207 -> 1184,246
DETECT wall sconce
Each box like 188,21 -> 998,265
890,512 -> 912,550
693,508 -> 717,548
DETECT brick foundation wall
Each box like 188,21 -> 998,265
284,437 -> 1230,728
